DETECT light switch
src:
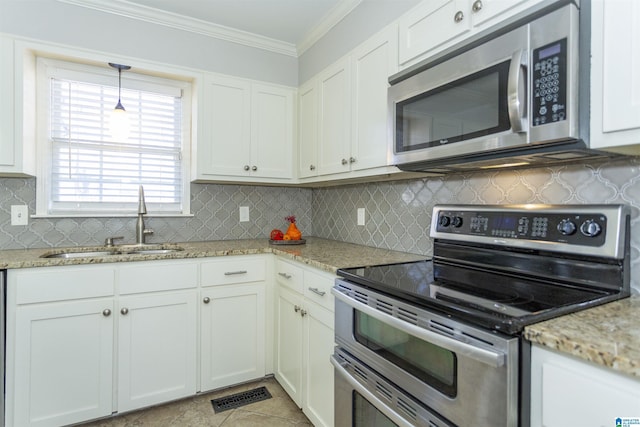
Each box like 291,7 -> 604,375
239,206 -> 250,222
357,208 -> 365,226
11,205 -> 29,226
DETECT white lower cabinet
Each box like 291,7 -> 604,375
274,258 -> 336,427
530,344 -> 640,427
117,291 -> 198,412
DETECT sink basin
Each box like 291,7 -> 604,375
41,245 -> 184,259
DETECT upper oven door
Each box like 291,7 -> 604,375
389,3 -> 579,168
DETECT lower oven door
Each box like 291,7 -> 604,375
333,279 -> 520,427
332,347 -> 454,427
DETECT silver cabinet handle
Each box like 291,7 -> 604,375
252,165 -> 257,171
454,10 -> 464,22
300,309 -> 307,317
120,307 -> 129,315
244,165 -> 250,171
203,297 -> 210,304
224,270 -> 247,276
309,165 -> 316,171
278,272 -> 292,279
294,305 -> 301,313
308,287 -> 326,297
341,158 -> 348,165
349,157 -> 356,163
472,0 -> 483,12
102,309 -> 111,317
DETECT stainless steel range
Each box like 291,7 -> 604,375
332,204 -> 631,427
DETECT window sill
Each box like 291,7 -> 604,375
31,213 -> 195,219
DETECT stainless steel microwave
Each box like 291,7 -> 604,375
389,1 -> 616,173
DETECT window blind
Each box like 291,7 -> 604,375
48,76 -> 184,214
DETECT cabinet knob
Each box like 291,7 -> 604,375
472,0 -> 483,12
454,10 -> 464,23
203,297 -> 211,304
309,165 -> 316,171
252,165 -> 258,171
349,157 -> 356,163
244,165 -> 250,171
300,309 -> 307,317
341,158 -> 348,165
120,307 -> 129,315
102,309 -> 111,317
294,305 -> 301,313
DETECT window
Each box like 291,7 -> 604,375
36,58 -> 191,216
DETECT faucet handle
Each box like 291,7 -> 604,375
143,228 -> 154,237
105,236 -> 124,247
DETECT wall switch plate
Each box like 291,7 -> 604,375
11,205 -> 29,226
239,206 -> 250,222
357,208 -> 365,226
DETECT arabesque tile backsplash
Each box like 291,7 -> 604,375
1,157 -> 639,291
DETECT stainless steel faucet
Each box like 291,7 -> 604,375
136,185 -> 154,245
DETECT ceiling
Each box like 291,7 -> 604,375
59,0 -> 364,56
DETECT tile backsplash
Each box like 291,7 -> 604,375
1,156 -> 639,291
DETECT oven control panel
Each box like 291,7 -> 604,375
435,209 -> 607,246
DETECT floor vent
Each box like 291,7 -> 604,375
210,386 -> 272,413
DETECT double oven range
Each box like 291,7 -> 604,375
332,204 -> 631,427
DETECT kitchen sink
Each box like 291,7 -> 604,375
41,245 -> 184,259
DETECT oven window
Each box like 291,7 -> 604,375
353,391 -> 397,427
354,311 -> 457,397
395,60 -> 511,152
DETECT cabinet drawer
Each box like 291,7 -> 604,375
201,256 -> 266,286
12,265 -> 115,304
275,258 -> 304,293
119,261 -> 198,294
303,269 -> 335,312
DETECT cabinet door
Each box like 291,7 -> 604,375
470,0 -> 532,28
351,26 -> 398,171
117,290 -> 197,412
399,0 -> 470,66
275,285 -> 304,406
199,74 -> 251,177
201,283 -> 266,391
0,35 -> 14,169
302,300 -> 335,427
298,78 -> 318,178
318,57 -> 352,175
13,299 -> 114,427
251,83 -> 294,179
590,0 -> 640,153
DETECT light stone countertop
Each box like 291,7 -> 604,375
524,296 -> 640,378
0,236 -> 427,275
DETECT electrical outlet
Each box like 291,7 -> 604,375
11,205 -> 29,226
357,208 -> 365,226
239,206 -> 250,222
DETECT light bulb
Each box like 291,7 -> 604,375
109,103 -> 130,142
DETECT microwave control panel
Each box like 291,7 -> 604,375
532,38 -> 567,127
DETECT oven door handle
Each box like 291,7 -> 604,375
333,289 -> 505,368
331,355 -> 418,427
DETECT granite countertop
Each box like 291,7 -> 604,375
524,296 -> 640,378
0,236 -> 426,275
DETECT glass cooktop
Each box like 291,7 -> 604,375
337,260 -> 618,334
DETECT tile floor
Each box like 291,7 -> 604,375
79,377 -> 313,427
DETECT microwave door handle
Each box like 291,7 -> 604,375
333,289 -> 505,368
331,355 -> 418,427
508,49 -> 527,133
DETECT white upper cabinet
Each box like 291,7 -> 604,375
195,73 -> 295,182
398,0 -> 543,68
298,79 -> 319,178
589,0 -> 640,154
0,36 -> 35,176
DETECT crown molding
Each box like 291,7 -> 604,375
57,0 -> 299,57
296,0 -> 362,56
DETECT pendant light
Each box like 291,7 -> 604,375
108,62 -> 131,141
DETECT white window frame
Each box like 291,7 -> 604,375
35,57 -> 192,217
